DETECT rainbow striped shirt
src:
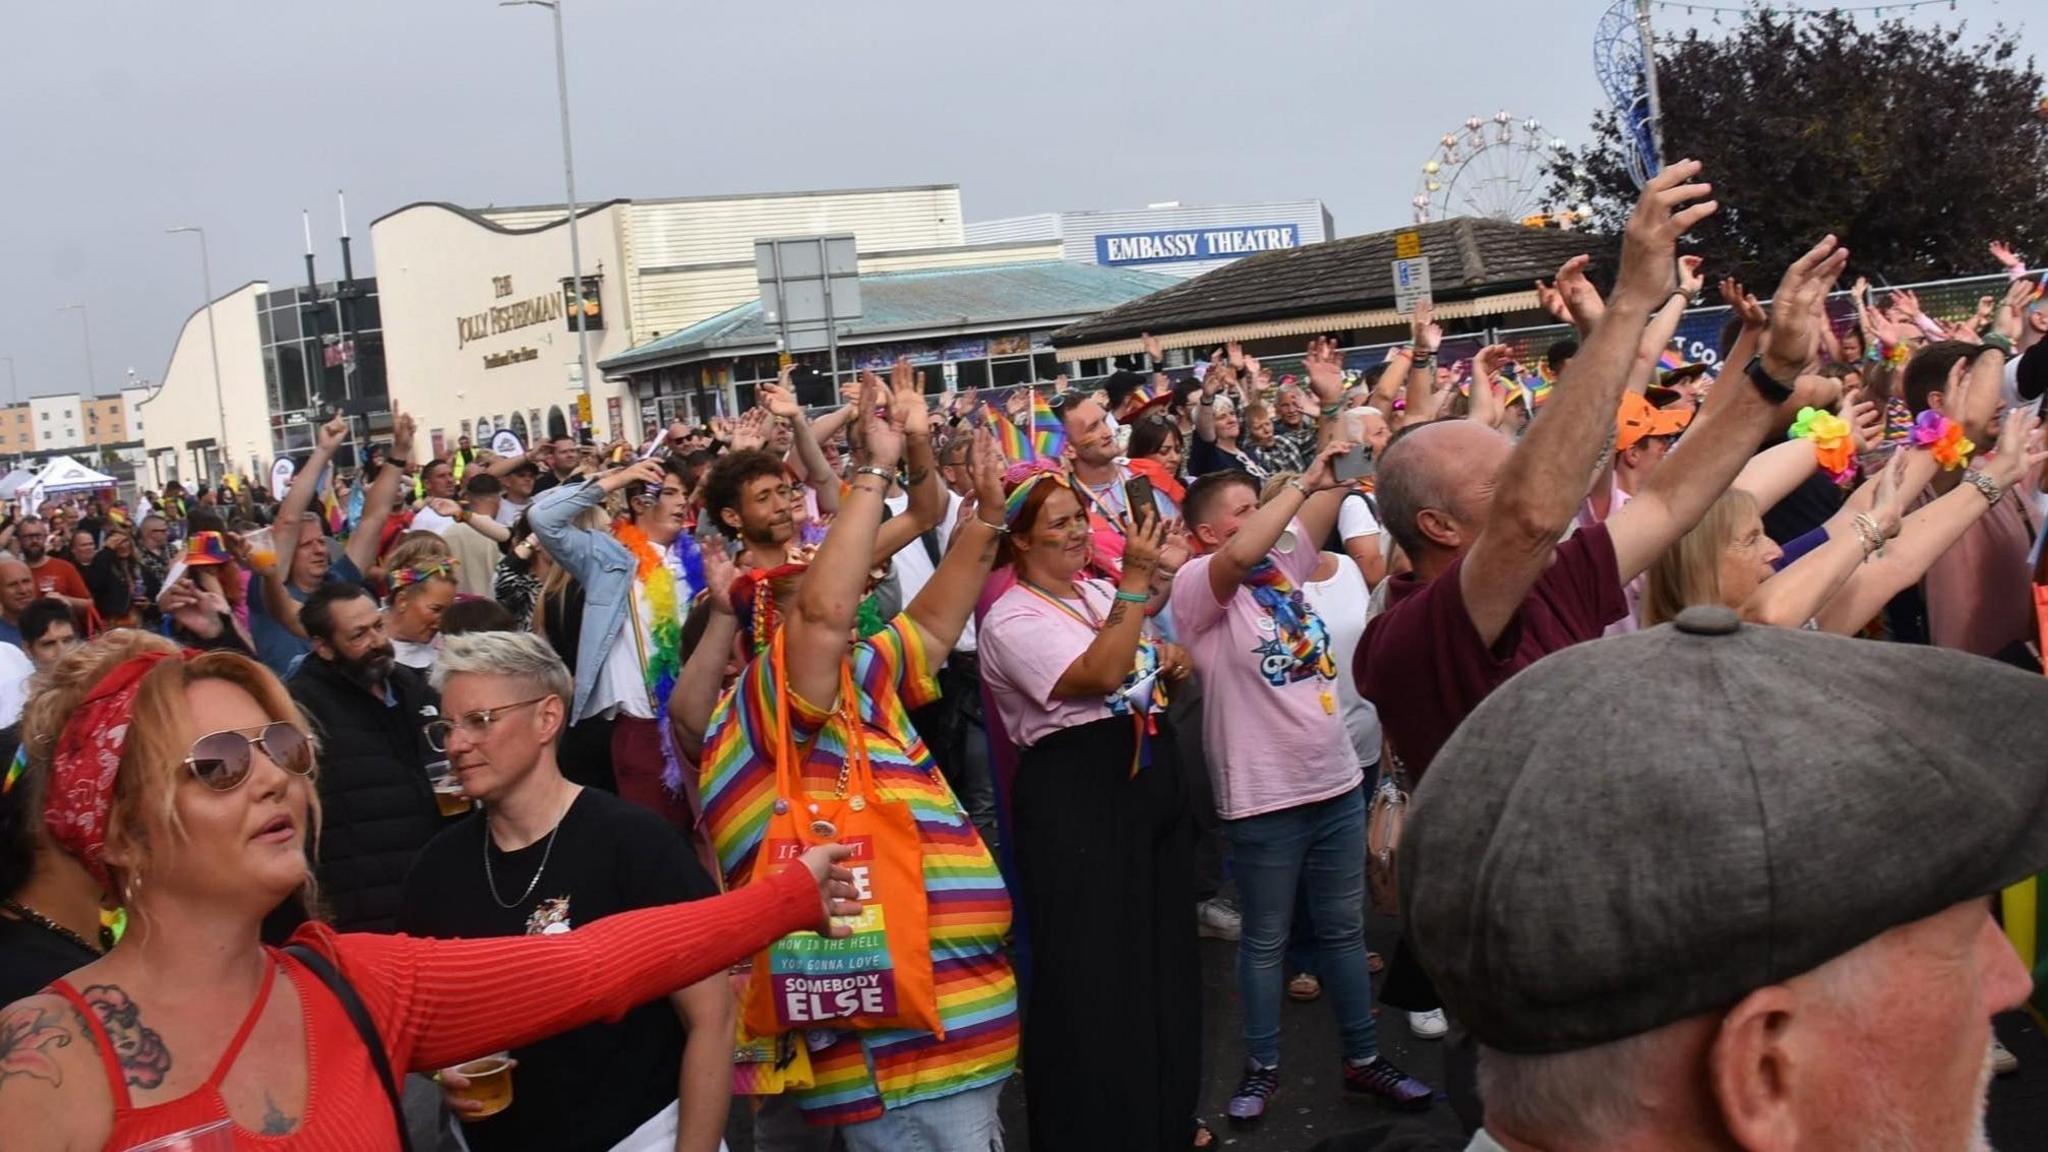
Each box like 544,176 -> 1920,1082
700,616 -> 1019,1125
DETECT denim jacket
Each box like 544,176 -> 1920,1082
527,478 -> 637,721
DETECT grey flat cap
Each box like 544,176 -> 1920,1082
1403,604 -> 2048,1055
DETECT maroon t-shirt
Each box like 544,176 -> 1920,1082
1356,522 -> 1627,780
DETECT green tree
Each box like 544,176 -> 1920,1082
1555,10 -> 2048,285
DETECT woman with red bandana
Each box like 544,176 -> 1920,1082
0,633 -> 861,1151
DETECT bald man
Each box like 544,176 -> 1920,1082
0,558 -> 36,648
1357,162 -> 1840,781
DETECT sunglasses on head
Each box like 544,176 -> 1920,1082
185,722 -> 313,792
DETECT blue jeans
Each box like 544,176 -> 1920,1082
841,1082 -> 1005,1152
1223,784 -> 1377,1067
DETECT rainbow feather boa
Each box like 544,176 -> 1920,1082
614,521 -> 705,794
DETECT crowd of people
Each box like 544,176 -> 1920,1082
0,159 -> 2046,1152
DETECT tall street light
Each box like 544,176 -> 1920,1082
167,226 -> 231,482
501,0 -> 598,425
58,304 -> 96,396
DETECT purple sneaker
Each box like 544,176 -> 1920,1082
1344,1056 -> 1433,1111
1226,1061 -> 1280,1126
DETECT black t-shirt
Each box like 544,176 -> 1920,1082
1756,438 -> 1845,547
0,914 -> 99,1005
397,787 -> 716,1152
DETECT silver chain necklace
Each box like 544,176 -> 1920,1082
481,788 -> 575,910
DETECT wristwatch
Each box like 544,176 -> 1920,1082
1744,356 -> 1795,404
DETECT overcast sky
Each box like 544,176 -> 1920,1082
3,0 -> 2038,401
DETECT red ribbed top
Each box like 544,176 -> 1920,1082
52,861 -> 821,1150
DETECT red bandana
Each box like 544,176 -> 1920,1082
46,652 -> 182,890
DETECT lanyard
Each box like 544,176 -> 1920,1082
1018,578 -> 1105,629
1071,471 -> 1132,535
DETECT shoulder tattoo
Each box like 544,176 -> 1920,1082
81,985 -> 171,1090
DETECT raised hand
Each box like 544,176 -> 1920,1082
1553,254 -> 1608,330
1891,288 -> 1924,321
599,458 -> 666,496
427,497 -> 464,519
1977,407 -> 2047,491
857,370 -> 906,470
968,427 -> 1005,511
1868,450 -> 1907,541
1158,518 -> 1192,573
730,407 -> 772,452
1613,160 -> 1717,309
392,405 -> 417,458
759,380 -> 803,420
1676,254 -> 1705,297
1967,295 -> 1996,333
1842,394 -> 1883,456
1226,342 -> 1247,371
1118,503 -> 1168,576
700,542 -> 739,617
1411,296 -> 1443,353
1534,276 -> 1572,325
1204,349 -> 1237,394
1302,336 -> 1347,407
316,414 -> 348,453
1718,276 -> 1767,330
1990,240 -> 2024,272
889,358 -> 928,438
1472,342 -> 1514,381
1142,332 -> 1166,364
1850,276 -> 1870,304
1993,277 -> 2036,343
1761,235 -> 1850,380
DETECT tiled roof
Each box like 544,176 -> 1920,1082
1052,217 -> 1617,347
602,261 -> 1179,372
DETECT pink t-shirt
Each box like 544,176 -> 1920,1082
1170,520 -> 1359,820
981,578 -> 1164,750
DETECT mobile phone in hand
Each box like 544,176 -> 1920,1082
1333,444 -> 1374,484
1123,475 -> 1156,522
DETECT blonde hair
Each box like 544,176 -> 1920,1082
21,631 -> 321,904
1258,472 -> 1303,505
1638,488 -> 1758,628
433,631 -> 572,715
384,531 -> 452,573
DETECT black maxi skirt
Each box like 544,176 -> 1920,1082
1012,713 -> 1201,1152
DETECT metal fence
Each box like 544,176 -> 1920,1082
781,269 -> 2026,421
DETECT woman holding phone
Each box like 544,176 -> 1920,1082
979,470 -> 1205,1152
0,634 -> 861,1152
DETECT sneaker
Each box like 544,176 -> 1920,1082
1344,1056 -> 1434,1111
1991,1035 -> 2019,1076
1407,1009 -> 1448,1040
1226,1061 -> 1280,1126
1196,898 -> 1242,941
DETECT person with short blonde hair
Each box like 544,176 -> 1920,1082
404,631 -> 734,1151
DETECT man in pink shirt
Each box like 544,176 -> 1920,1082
1171,442 -> 1434,1123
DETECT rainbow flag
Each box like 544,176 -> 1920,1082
984,406 -> 1030,463
1529,360 -> 1556,407
1029,390 -> 1068,460
1656,348 -> 1687,374
322,487 -> 347,535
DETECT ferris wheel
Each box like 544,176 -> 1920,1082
1411,112 -> 1571,225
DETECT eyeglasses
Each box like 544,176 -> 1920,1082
185,722 -> 314,792
424,696 -> 552,752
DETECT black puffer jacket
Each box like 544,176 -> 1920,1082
288,655 -> 445,932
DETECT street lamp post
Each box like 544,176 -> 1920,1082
167,227 -> 231,483
501,0 -> 598,428
58,304 -> 96,396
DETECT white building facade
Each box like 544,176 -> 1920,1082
139,281 -> 272,487
967,199 -> 1334,280
373,185 -> 1057,446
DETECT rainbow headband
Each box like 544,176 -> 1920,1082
388,559 -> 457,596
1002,464 -> 1071,527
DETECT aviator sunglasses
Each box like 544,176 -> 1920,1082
184,722 -> 314,792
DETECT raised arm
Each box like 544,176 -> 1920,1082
1816,410 -> 2047,634
1610,232 -> 1850,582
905,427 -> 1010,655
1741,454 -> 1902,629
787,366 -> 904,709
1052,513 -> 1165,698
344,408 -> 413,576
1628,261 -> 1698,394
272,414 -> 349,575
426,498 -> 511,543
762,372 -> 840,515
1466,344 -> 1513,431
669,546 -> 740,758
1206,441 -> 1353,603
1403,299 -> 1445,420
1458,162 -> 1720,645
